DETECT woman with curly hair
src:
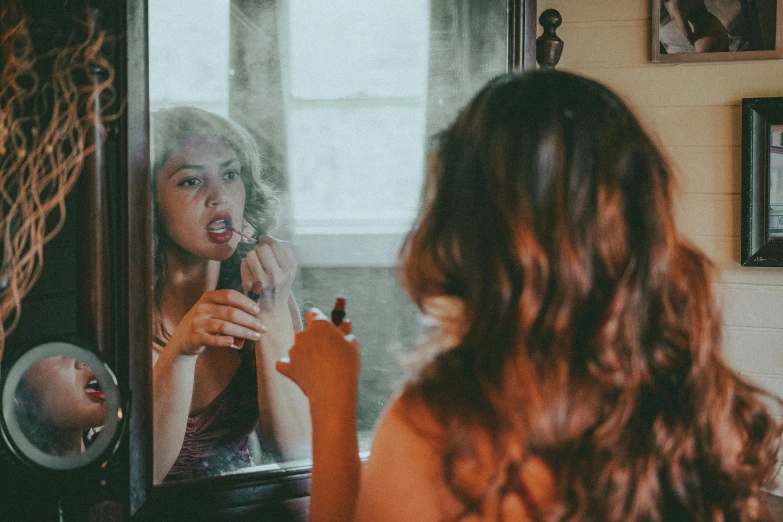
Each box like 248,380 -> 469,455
151,107 -> 310,483
278,70 -> 783,521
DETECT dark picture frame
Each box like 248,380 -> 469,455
741,97 -> 783,266
652,0 -> 783,63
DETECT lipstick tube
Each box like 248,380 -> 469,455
247,281 -> 263,302
331,297 -> 346,326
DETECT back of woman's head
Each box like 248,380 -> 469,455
401,70 -> 781,521
13,378 -> 52,454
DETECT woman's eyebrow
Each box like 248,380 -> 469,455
168,163 -> 203,178
167,158 -> 238,178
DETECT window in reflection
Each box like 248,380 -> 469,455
148,0 -> 509,481
770,126 -> 783,240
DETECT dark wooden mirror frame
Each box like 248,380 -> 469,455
741,97 -> 783,267
121,1 -> 538,519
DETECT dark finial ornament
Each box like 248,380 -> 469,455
536,8 -> 563,69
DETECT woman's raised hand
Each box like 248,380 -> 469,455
240,235 -> 297,314
168,289 -> 266,356
276,308 -> 359,411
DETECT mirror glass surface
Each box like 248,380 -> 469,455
148,0 -> 510,481
770,125 -> 783,240
1,342 -> 122,471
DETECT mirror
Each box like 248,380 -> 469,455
1,341 -> 122,471
146,0 -> 516,484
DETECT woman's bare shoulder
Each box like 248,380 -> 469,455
380,391 -> 445,443
355,392 -> 460,522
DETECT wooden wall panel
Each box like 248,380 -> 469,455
538,0 -> 648,22
555,21 -> 648,66
720,283 -> 783,328
674,193 -> 740,237
635,106 -> 740,147
565,63 -> 783,108
724,326 -> 783,373
667,147 -> 739,194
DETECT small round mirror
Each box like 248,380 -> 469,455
1,342 -> 122,471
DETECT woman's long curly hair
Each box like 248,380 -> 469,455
150,107 -> 278,341
399,70 -> 782,521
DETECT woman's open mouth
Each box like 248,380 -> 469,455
84,375 -> 105,403
206,213 -> 233,244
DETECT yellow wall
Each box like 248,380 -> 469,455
538,1 -> 783,398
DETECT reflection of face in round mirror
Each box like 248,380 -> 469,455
1,342 -> 122,471
13,356 -> 106,456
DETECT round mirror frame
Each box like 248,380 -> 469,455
1,341 -> 123,471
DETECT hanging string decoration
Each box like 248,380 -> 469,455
0,17 -> 120,357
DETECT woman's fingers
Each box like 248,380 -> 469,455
276,314 -> 360,401
204,289 -> 261,316
304,307 -> 329,325
201,317 -> 264,341
304,307 -> 352,335
275,358 -> 297,386
255,242 -> 284,283
207,302 -> 266,332
242,242 -> 289,293
239,259 -> 256,295
188,290 -> 269,350
338,319 -> 352,336
257,235 -> 296,274
242,248 -> 271,291
195,332 -> 243,350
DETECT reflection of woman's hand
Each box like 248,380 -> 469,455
240,235 -> 297,314
168,289 -> 266,356
276,309 -> 359,412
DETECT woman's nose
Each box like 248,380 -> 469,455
74,359 -> 85,370
206,182 -> 228,207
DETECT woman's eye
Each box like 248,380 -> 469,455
223,170 -> 240,182
178,178 -> 201,187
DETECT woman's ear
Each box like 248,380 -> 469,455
422,296 -> 468,350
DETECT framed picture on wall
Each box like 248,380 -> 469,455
652,0 -> 783,63
741,97 -> 783,266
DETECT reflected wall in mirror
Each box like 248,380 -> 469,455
1,342 -> 122,471
147,0 -> 513,483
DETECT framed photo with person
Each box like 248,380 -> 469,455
652,0 -> 783,62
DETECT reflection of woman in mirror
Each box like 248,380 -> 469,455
150,107 -> 310,483
279,71 -> 782,521
13,357 -> 105,456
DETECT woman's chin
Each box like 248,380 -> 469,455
214,250 -> 235,262
210,243 -> 238,261
88,409 -> 106,427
